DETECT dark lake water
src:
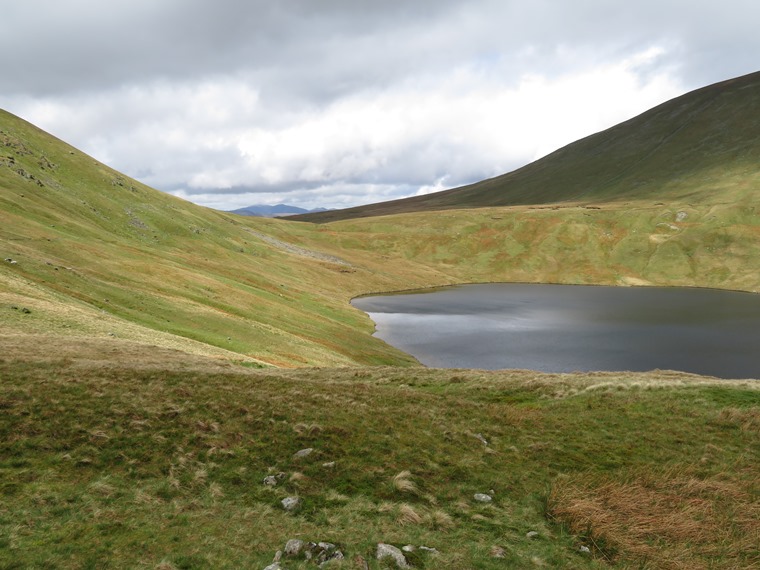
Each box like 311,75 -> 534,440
352,284 -> 760,379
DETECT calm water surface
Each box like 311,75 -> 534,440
352,284 -> 760,378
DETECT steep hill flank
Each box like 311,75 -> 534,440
0,109 -> 431,367
294,71 -> 760,222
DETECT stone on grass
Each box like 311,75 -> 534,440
474,493 -> 492,503
293,448 -> 314,459
419,546 -> 439,555
376,543 -> 409,568
579,545 -> 591,554
314,542 -> 343,566
263,564 -> 280,570
262,475 -> 278,486
526,531 -> 539,539
284,539 -> 304,557
281,496 -> 300,511
490,545 -> 507,558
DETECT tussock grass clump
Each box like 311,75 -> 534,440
397,503 -> 424,525
392,470 -> 419,495
715,406 -> 760,432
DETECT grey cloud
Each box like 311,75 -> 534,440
2,1 -> 758,210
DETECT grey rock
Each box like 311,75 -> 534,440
676,211 -> 688,222
474,432 -> 488,446
376,543 -> 409,568
419,546 -> 439,555
474,493 -> 492,503
262,564 -> 280,570
322,461 -> 336,468
318,549 -> 344,567
281,496 -> 300,511
272,550 -> 282,562
263,475 -> 278,486
491,546 -> 507,558
304,542 -> 318,560
579,545 -> 591,554
526,531 -> 539,539
293,448 -> 314,459
314,542 -> 341,566
284,539 -> 304,557
401,545 -> 415,552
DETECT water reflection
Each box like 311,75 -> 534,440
352,284 -> 760,379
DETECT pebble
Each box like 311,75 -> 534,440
376,543 -> 409,568
293,448 -> 314,459
281,496 -> 300,511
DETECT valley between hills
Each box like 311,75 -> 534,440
1,73 -> 759,568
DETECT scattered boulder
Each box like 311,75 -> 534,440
526,531 -> 539,539
293,448 -> 314,459
676,211 -> 688,222
281,496 -> 300,511
322,461 -> 336,469
376,543 -> 409,568
579,545 -> 591,554
490,545 -> 507,558
284,539 -> 304,557
263,550 -> 282,570
280,540 -> 343,566
473,493 -> 492,503
263,475 -> 278,486
314,542 -> 343,566
473,432 -> 489,446
401,544 -> 439,556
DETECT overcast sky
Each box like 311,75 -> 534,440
2,1 -> 758,211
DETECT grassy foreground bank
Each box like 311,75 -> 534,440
2,335 -> 758,569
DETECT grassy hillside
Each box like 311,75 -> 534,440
293,71 -> 760,223
4,69 -> 760,368
2,335 -> 758,569
0,109 -> 443,367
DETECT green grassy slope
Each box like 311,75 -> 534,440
0,109 -> 434,367
1,336 -> 758,569
293,71 -> 760,223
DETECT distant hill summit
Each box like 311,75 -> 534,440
228,204 -> 329,217
292,71 -> 760,222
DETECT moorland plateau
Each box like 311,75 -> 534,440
1,72 -> 759,568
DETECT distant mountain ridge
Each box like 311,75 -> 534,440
292,71 -> 760,222
228,204 -> 329,217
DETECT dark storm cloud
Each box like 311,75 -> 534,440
1,1 -> 758,209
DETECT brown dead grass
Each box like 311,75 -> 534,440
548,470 -> 760,569
716,407 -> 760,432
